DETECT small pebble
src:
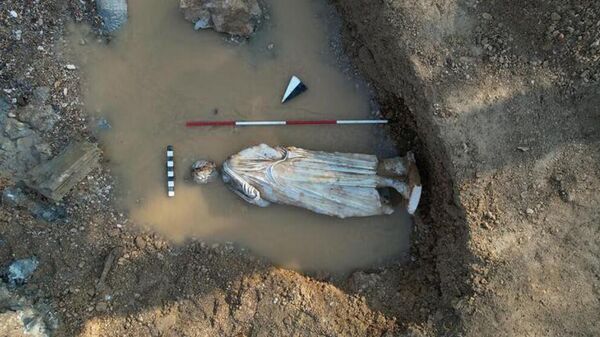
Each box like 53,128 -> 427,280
95,302 -> 108,312
9,10 -> 18,18
65,64 -> 77,70
482,13 -> 492,20
551,12 -> 561,21
526,208 -> 534,215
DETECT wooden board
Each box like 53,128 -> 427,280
25,141 -> 101,201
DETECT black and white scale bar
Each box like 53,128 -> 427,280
166,145 -> 175,197
281,75 -> 307,103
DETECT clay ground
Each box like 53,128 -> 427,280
1,0 -> 599,336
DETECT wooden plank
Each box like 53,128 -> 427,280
25,141 -> 101,201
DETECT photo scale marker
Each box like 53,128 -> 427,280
281,75 -> 307,103
166,145 -> 175,197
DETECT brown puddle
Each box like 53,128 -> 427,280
71,0 -> 412,274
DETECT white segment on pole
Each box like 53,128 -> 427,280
340,119 -> 387,124
236,121 -> 287,126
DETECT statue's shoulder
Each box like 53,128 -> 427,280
233,144 -> 285,161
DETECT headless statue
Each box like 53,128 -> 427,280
192,144 -> 422,218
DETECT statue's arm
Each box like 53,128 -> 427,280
222,165 -> 271,207
231,181 -> 271,207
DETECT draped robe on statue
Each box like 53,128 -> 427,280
221,144 -> 394,218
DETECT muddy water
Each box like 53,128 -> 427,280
72,0 -> 412,273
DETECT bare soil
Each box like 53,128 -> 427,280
335,0 -> 600,335
0,0 -> 598,336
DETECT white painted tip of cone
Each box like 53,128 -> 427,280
282,75 -> 302,103
407,185 -> 422,215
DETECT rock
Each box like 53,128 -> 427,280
17,105 -> 59,132
9,10 -> 18,18
0,116 -> 50,179
135,236 -> 146,250
0,97 -> 11,120
526,208 -> 535,215
4,257 -> 39,286
25,141 -> 101,201
64,64 -> 77,70
194,18 -> 211,30
348,271 -> 381,292
34,143 -> 52,161
3,118 -> 33,140
0,282 -> 57,337
15,135 -> 42,170
180,0 -> 263,37
29,203 -> 67,222
551,12 -> 561,21
96,0 -> 128,33
1,186 -> 28,206
481,13 -> 492,20
0,135 -> 15,152
31,87 -> 50,105
95,117 -> 111,130
95,302 -> 108,312
2,186 -> 66,222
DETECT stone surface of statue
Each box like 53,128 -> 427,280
193,144 -> 422,218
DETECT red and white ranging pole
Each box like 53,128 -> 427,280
185,119 -> 389,127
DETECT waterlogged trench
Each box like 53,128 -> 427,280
72,0 -> 412,273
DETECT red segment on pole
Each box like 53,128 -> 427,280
286,120 -> 337,125
186,120 -> 236,127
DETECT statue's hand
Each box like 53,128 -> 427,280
239,181 -> 271,207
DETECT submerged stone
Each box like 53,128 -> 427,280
180,0 -> 263,37
96,0 -> 128,33
95,117 -> 112,130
